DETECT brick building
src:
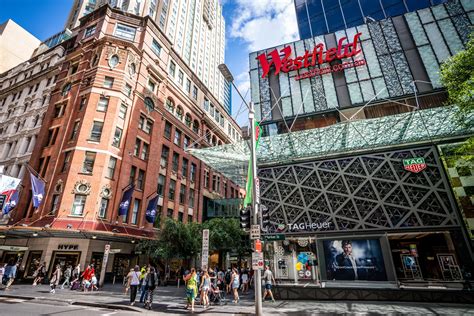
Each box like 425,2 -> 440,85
0,5 -> 242,281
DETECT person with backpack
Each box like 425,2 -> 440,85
61,265 -> 72,289
144,266 -> 158,310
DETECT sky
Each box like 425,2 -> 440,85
0,0 -> 299,126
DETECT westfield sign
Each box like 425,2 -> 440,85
256,32 -> 365,81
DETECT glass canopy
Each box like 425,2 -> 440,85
188,106 -> 473,186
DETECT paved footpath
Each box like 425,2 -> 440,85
1,283 -> 474,315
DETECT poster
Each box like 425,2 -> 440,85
324,239 -> 387,281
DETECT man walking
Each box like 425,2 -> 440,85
262,265 -> 276,303
4,259 -> 17,290
61,265 -> 72,289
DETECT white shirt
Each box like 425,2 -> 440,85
242,274 -> 248,283
130,271 -> 140,285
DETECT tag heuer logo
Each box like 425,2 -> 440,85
403,157 -> 427,173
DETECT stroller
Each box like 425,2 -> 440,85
209,282 -> 225,305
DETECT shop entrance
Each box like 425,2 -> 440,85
24,251 -> 42,278
388,232 -> 463,282
49,251 -> 81,278
2,251 -> 25,265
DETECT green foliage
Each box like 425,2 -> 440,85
202,218 -> 244,252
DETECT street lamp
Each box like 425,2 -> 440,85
219,63 -> 263,316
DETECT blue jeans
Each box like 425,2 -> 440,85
139,284 -> 147,302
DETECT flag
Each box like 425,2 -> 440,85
29,171 -> 45,208
145,195 -> 159,223
3,190 -> 19,214
0,175 -> 21,214
118,184 -> 134,216
244,120 -> 261,207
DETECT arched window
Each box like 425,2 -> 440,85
185,113 -> 192,127
206,131 -> 211,143
176,106 -> 183,120
61,82 -> 72,96
144,97 -> 154,112
212,135 -> 217,146
193,120 -> 199,134
165,98 -> 174,113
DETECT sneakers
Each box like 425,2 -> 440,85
50,289 -> 55,294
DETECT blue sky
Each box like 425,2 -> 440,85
0,0 -> 298,126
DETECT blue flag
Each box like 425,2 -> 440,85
30,171 -> 45,208
118,184 -> 134,216
145,195 -> 159,223
3,190 -> 19,214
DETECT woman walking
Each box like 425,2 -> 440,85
144,267 -> 158,310
184,268 -> 197,312
230,268 -> 240,304
127,265 -> 141,305
199,270 -> 210,308
33,262 -> 46,286
61,265 -> 72,289
139,267 -> 149,303
50,264 -> 62,293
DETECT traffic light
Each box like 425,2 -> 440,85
240,206 -> 251,230
261,204 -> 270,231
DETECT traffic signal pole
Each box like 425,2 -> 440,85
249,101 -> 263,316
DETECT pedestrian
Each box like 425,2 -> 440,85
81,264 -> 94,291
138,265 -> 146,295
199,269 -> 210,308
61,265 -> 72,289
50,264 -> 62,293
4,259 -> 16,290
262,265 -> 276,303
230,268 -> 240,303
127,265 -> 141,305
144,266 -> 158,310
184,268 -> 197,312
90,273 -> 98,291
241,269 -> 249,294
225,268 -> 231,294
0,263 -> 4,287
124,268 -> 133,294
139,266 -> 149,303
72,263 -> 80,280
217,267 -> 225,291
33,262 -> 46,286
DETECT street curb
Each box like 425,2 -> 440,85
0,293 -> 139,312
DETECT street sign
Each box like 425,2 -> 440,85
255,177 -> 260,204
263,234 -> 285,241
252,252 -> 264,271
255,239 -> 262,253
109,249 -> 121,254
250,225 -> 261,240
99,244 -> 110,287
201,229 -> 210,270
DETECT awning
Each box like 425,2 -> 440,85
188,105 -> 473,185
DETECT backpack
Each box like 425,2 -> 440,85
225,271 -> 231,283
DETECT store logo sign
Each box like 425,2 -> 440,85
287,221 -> 332,232
403,157 -> 427,173
257,32 -> 363,79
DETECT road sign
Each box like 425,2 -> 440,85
99,244 -> 110,287
255,177 -> 260,204
255,239 -> 262,253
252,252 -> 264,271
250,225 -> 261,240
263,234 -> 285,241
202,229 -> 210,270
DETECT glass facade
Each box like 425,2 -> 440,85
295,0 -> 449,39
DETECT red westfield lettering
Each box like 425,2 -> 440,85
257,32 -> 362,78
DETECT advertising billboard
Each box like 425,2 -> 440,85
324,239 -> 387,281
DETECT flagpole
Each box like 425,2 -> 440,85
24,163 -> 47,183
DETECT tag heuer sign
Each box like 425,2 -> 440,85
403,157 -> 427,173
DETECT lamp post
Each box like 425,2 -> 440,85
219,64 -> 263,316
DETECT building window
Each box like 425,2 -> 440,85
98,198 -> 108,218
176,106 -> 183,121
53,103 -> 63,118
160,145 -> 169,168
147,80 -> 156,92
61,151 -> 72,172
179,184 -> 186,204
124,83 -> 132,97
164,121 -> 172,139
90,121 -> 103,142
165,98 -> 174,113
212,174 -> 217,191
129,166 -> 136,184
79,97 -> 87,111
157,174 -> 165,196
189,188 -> 195,209
112,127 -> 123,147
141,142 -> 149,160
193,120 -> 199,134
172,152 -> 179,172
70,121 -> 80,140
134,138 -> 141,156
137,169 -> 145,190
169,61 -> 176,77
178,70 -> 184,86
167,208 -> 173,218
51,194 -> 60,214
84,24 -> 96,38
185,79 -> 191,93
188,214 -> 193,223
115,23 -> 136,41
204,170 -> 209,188
131,199 -> 140,224
144,97 -> 154,111
71,194 -> 86,216
168,179 -> 176,200
203,99 -> 209,111
108,55 -> 119,68
185,114 -> 192,128
119,103 -> 127,119
139,115 -> 153,134
107,156 -> 117,179
190,163 -> 196,182
128,63 -> 136,76
104,76 -> 114,88
151,38 -> 161,56
174,129 -> 181,146
97,97 -> 109,112
82,151 -> 96,174
192,86 -> 198,100
178,211 -> 183,222
182,158 -> 188,178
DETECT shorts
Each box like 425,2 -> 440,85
265,283 -> 272,290
232,283 -> 239,289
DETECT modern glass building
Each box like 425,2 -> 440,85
295,0 -> 448,39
